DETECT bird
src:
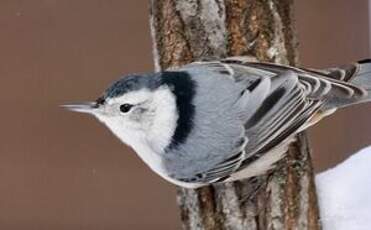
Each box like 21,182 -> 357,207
64,57 -> 371,188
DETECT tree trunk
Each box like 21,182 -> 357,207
150,0 -> 321,229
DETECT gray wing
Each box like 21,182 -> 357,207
178,57 -> 365,183
240,60 -> 366,109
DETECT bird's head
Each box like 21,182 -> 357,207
64,72 -> 191,155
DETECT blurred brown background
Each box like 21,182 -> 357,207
0,1 -> 370,229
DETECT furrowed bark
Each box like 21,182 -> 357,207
150,0 -> 321,229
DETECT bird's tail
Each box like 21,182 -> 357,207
349,59 -> 371,104
320,59 -> 371,110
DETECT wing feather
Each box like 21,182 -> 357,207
178,58 -> 362,183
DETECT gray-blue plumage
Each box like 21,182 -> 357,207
104,73 -> 162,98
156,58 -> 371,184
68,57 -> 371,188
163,65 -> 250,182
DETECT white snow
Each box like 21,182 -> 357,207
316,146 -> 371,230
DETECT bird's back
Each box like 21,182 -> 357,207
162,66 -> 249,180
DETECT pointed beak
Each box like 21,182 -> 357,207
61,102 -> 98,115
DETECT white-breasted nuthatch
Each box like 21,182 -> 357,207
64,57 -> 371,188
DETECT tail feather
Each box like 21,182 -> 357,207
350,60 -> 371,103
319,60 -> 371,110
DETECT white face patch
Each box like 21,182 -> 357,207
145,86 -> 179,152
93,86 -> 179,176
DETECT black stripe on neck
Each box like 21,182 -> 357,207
160,71 -> 196,150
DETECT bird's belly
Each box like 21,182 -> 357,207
227,136 -> 296,182
132,144 -> 205,188
160,174 -> 206,188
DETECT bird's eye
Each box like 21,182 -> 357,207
119,104 -> 133,113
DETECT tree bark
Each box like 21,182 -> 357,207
150,0 -> 321,229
